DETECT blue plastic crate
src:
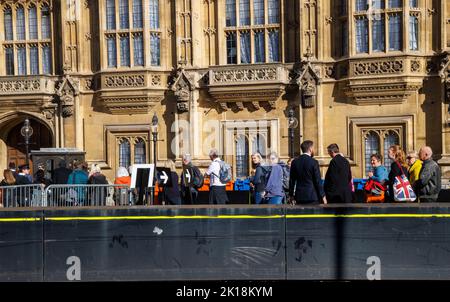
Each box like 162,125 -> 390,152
234,179 -> 251,191
353,178 -> 367,191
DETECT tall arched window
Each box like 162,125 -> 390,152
254,0 -> 264,25
364,131 -> 380,175
29,5 -> 38,39
149,0 -> 159,29
133,0 -> 143,28
383,131 -> 400,170
41,4 -> 51,39
4,6 -> 13,41
134,138 -> 146,164
119,139 -> 131,168
119,0 -> 129,29
106,0 -> 116,30
16,5 -> 25,40
236,135 -> 249,178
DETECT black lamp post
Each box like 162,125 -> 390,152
20,118 -> 33,166
287,108 -> 298,158
151,113 -> 159,205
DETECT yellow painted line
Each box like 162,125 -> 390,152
44,215 -> 285,221
0,217 -> 41,222
286,214 -> 450,219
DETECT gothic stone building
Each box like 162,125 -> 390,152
0,0 -> 449,183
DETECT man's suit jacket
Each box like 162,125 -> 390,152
324,154 -> 353,203
289,154 -> 324,203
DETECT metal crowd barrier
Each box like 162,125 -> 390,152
0,184 -> 45,208
44,184 -> 132,207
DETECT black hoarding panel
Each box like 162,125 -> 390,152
44,206 -> 285,281
0,210 -> 43,281
286,204 -> 450,280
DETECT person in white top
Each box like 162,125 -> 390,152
205,149 -> 229,204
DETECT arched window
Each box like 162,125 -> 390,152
16,5 -> 25,40
253,134 -> 267,157
134,138 -> 146,164
268,0 -> 279,24
41,4 -> 51,39
4,6 -> 13,41
29,5 -> 38,39
364,131 -> 380,175
149,0 -> 159,29
106,0 -> 116,30
236,135 -> 249,178
119,0 -> 129,29
119,139 -> 131,169
133,0 -> 143,28
383,131 -> 400,170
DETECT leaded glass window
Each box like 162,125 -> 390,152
119,139 -> 131,169
30,46 -> 39,74
4,7 -> 12,41
226,0 -> 236,27
119,0 -> 130,29
409,15 -> 419,50
227,32 -> 237,64
120,35 -> 130,66
254,31 -> 265,63
29,6 -> 38,40
236,135 -> 249,178
240,31 -> 250,64
389,14 -> 402,51
239,0 -> 250,26
364,132 -> 380,175
16,6 -> 25,40
356,18 -> 368,53
134,138 -> 146,164
133,0 -> 143,28
254,0 -> 264,25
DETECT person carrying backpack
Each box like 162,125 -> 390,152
205,149 -> 229,205
180,153 -> 203,204
262,152 -> 285,205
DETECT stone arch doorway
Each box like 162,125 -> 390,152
0,113 -> 53,172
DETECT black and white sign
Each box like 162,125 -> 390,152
130,164 -> 155,189
156,167 -> 172,187
183,167 -> 193,186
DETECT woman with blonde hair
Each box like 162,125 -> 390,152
0,169 -> 16,207
406,150 -> 422,187
387,145 -> 410,202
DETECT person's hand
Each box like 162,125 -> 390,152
261,191 -> 266,198
322,196 -> 327,205
368,172 -> 373,178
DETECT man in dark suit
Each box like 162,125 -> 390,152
289,140 -> 327,205
52,160 -> 72,184
324,144 -> 353,203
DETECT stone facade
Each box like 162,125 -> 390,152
0,0 -> 448,183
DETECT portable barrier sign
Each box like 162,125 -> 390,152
156,167 -> 172,187
130,164 -> 155,189
183,167 -> 194,187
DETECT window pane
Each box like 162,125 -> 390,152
239,0 -> 250,26
149,0 -> 159,29
150,33 -> 160,66
29,6 -> 38,39
355,0 -> 367,11
133,34 -> 144,66
254,31 -> 265,63
268,0 -> 280,24
226,0 -> 236,27
253,134 -> 267,157
409,15 -> 419,50
389,14 -> 402,51
42,45 -> 52,74
119,0 -> 129,29
356,18 -> 368,53
4,7 -> 13,40
236,135 -> 249,178
134,139 -> 146,164
30,46 -> 39,74
389,0 -> 402,8
41,5 -> 51,39
365,132 -> 380,176
106,0 -> 116,30
5,47 -> 14,75
268,29 -> 279,62
373,0 -> 385,9
226,32 -> 237,64
410,0 -> 418,7
16,6 -> 25,40
120,35 -> 130,67
119,140 -> 131,169
372,17 -> 385,52
17,47 -> 26,75
107,36 -> 117,67
240,32 -> 250,64
383,131 -> 399,171
254,0 -> 264,25
133,0 -> 143,28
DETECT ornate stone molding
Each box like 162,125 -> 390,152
439,52 -> 450,102
55,74 -> 80,118
351,59 -> 404,76
99,96 -> 163,115
104,74 -> 145,88
290,59 -> 321,108
169,64 -> 196,113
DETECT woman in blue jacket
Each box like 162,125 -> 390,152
263,152 -> 284,205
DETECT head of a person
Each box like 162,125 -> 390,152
58,160 -> 67,168
81,162 -> 89,172
19,165 -> 30,175
251,152 -> 263,165
209,149 -> 219,161
182,153 -> 192,165
8,162 -> 16,171
419,146 -> 433,161
268,152 -> 279,165
301,140 -> 315,157
326,143 -> 340,158
116,166 -> 129,178
388,145 -> 406,166
36,169 -> 45,180
406,151 -> 418,166
370,153 -> 383,168
90,164 -> 101,175
3,169 -> 15,185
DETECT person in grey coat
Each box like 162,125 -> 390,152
415,146 -> 441,202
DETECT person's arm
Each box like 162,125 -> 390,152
289,161 -> 297,197
252,166 -> 262,185
312,160 -> 325,198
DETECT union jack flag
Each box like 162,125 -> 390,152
393,175 -> 416,202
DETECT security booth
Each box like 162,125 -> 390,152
30,148 -> 85,181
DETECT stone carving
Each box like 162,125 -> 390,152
100,96 -> 162,114
210,66 -> 278,84
439,52 -> 450,102
55,75 -> 79,118
411,60 -> 421,73
291,59 -> 321,108
151,75 -> 161,86
104,75 -> 145,88
324,65 -> 335,79
0,79 -> 41,92
169,64 -> 196,113
353,60 -> 404,76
